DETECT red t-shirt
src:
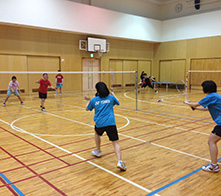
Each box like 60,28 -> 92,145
39,79 -> 52,94
56,74 -> 63,83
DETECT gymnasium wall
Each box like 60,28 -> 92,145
153,36 -> 221,88
0,24 -> 154,94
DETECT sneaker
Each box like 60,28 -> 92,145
54,94 -> 57,96
3,103 -> 6,107
155,90 -> 158,94
40,105 -> 42,108
202,163 -> 220,173
21,102 -> 24,105
59,93 -> 61,96
42,107 -> 46,111
117,161 -> 127,171
91,149 -> 102,158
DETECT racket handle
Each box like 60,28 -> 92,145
191,106 -> 195,111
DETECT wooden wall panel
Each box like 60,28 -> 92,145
190,58 -> 221,87
109,59 -> 123,88
160,60 -> 185,83
123,60 -> 137,87
27,56 -> 60,93
138,60 -> 151,80
0,54 -> 28,92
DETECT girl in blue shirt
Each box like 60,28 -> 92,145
86,82 -> 126,171
185,80 -> 221,173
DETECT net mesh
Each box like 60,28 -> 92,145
0,71 -> 138,110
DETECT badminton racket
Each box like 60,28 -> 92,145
176,80 -> 195,110
110,68 -> 114,92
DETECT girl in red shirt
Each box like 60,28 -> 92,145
36,73 -> 55,111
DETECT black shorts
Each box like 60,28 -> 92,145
39,92 -> 47,99
142,84 -> 153,89
212,125 -> 221,137
95,125 -> 119,141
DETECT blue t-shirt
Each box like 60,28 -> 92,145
87,94 -> 120,128
198,92 -> 221,125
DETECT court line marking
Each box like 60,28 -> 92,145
128,116 -> 210,136
45,100 -> 211,135
0,172 -> 25,196
124,91 -> 187,109
10,105 -> 129,137
2,120 -> 158,195
145,157 -> 221,196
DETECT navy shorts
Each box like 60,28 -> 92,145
212,125 -> 221,137
95,125 -> 119,141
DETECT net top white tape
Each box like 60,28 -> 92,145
0,71 -> 136,74
188,70 -> 221,73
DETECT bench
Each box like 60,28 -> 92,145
153,82 -> 173,91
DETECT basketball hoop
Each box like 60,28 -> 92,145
96,49 -> 104,58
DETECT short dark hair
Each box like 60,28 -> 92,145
43,73 -> 48,76
143,73 -> 147,76
95,82 -> 110,98
12,76 -> 16,80
201,80 -> 217,93
58,70 -> 61,72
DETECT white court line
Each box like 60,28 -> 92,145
124,92 -> 187,109
128,116 -> 210,136
2,119 -> 158,195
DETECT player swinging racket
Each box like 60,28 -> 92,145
184,80 -> 221,173
3,76 -> 24,107
86,82 -> 127,171
36,73 -> 56,111
54,70 -> 64,97
138,73 -> 158,93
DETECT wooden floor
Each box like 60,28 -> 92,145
0,88 -> 221,196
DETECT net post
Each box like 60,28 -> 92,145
135,71 -> 138,111
185,70 -> 189,95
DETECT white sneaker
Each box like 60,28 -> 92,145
3,103 -> 6,107
91,149 -> 102,157
59,93 -> 61,96
117,161 -> 127,171
42,107 -> 46,111
202,163 -> 220,173
54,94 -> 57,96
21,102 -> 24,105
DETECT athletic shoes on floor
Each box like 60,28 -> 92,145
202,163 -> 220,173
59,93 -> 61,96
155,90 -> 158,94
21,102 -> 24,105
42,107 -> 46,111
2,103 -> 6,107
54,94 -> 57,96
117,161 -> 127,171
91,149 -> 102,157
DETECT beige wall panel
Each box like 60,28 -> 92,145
109,59 -> 123,88
171,60 -> 186,83
190,58 -> 221,87
159,61 -> 172,82
27,56 -> 60,93
138,60 -> 151,80
123,60 -> 137,87
0,54 -> 28,92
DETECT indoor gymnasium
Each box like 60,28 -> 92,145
0,0 -> 221,195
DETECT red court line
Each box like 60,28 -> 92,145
0,146 -> 67,196
0,176 -> 19,196
0,121 -> 212,190
0,127 -> 70,166
0,120 -> 210,175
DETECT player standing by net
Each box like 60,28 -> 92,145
36,73 -> 55,111
184,80 -> 221,173
54,70 -> 63,96
3,76 -> 24,107
86,82 -> 127,171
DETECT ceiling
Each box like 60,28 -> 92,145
68,0 -> 221,20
